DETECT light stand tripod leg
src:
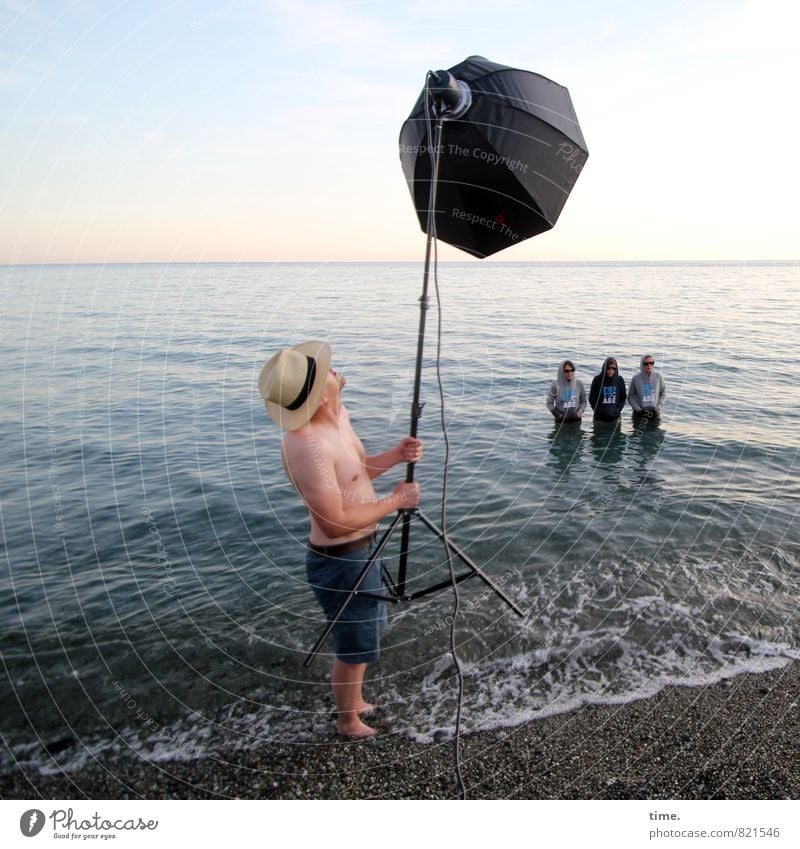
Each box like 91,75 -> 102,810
410,510 -> 524,617
302,512 -> 405,668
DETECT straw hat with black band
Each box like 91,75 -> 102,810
258,340 -> 332,431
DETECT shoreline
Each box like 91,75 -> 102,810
2,662 -> 798,800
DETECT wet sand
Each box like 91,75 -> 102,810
2,662 -> 798,800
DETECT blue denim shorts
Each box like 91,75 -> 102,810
306,543 -> 387,665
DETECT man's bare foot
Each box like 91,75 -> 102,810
337,715 -> 377,738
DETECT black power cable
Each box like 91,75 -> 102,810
424,74 -> 467,800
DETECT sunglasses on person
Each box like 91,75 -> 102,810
606,365 -> 617,371
643,360 -> 655,366
563,367 -> 575,373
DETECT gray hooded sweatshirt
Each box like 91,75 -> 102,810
547,360 -> 587,421
628,355 -> 666,414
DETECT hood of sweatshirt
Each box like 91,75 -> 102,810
639,354 -> 658,377
632,354 -> 662,410
597,357 -> 620,381
556,360 -> 577,394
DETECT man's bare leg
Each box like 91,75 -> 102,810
331,659 -> 376,737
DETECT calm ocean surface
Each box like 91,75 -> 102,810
1,261 -> 798,772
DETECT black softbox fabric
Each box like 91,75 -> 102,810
399,56 -> 588,258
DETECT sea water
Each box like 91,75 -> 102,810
1,260 -> 798,771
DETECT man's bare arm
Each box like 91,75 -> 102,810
364,437 -> 423,480
284,434 -> 419,538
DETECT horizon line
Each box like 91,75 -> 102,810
3,259 -> 799,268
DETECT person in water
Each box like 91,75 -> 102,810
589,357 -> 627,421
546,359 -> 587,423
258,340 -> 423,737
628,354 -> 666,416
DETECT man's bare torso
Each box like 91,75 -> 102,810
282,405 -> 378,546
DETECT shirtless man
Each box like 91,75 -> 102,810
259,340 -> 422,737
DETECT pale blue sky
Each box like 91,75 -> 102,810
2,0 -> 798,263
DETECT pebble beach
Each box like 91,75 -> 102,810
3,663 -> 798,800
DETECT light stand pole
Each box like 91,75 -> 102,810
303,73 -> 524,668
